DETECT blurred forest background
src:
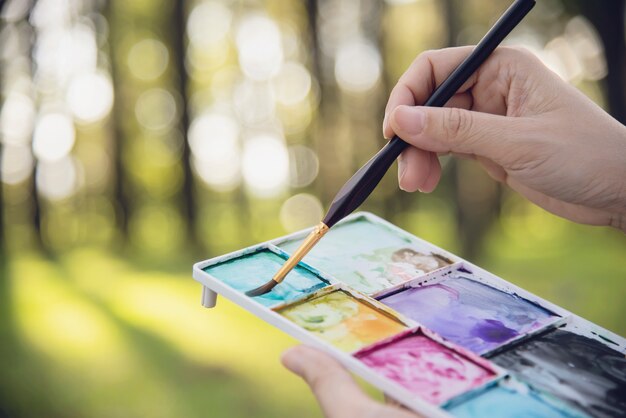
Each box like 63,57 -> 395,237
0,0 -> 625,417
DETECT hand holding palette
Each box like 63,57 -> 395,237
193,212 -> 626,418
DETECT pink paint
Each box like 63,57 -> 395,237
355,330 -> 496,404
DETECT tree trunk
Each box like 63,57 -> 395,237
104,1 -> 130,239
579,1 -> 626,124
445,0 -> 502,260
26,6 -> 45,252
172,0 -> 198,248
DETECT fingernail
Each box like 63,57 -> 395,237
396,106 -> 425,135
398,155 -> 406,190
382,113 -> 389,139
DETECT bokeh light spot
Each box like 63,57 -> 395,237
189,112 -> 241,191
233,79 -> 276,126
1,144 -> 34,185
242,134 -> 289,198
66,72 -> 114,124
280,193 -> 324,232
187,1 -> 232,48
273,62 -> 311,106
335,39 -> 381,93
135,88 -> 178,132
236,14 -> 283,81
36,156 -> 80,201
32,112 -> 76,162
127,38 -> 169,81
0,91 -> 35,145
288,145 -> 319,188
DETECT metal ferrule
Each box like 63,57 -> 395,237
271,222 -> 329,284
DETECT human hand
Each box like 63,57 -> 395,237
383,46 -> 626,232
282,345 -> 421,418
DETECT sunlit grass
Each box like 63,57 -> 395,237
6,250 -> 324,418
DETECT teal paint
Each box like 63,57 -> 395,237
204,249 -> 328,308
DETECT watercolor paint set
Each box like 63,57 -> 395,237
192,212 -> 626,418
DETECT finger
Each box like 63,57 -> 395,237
383,47 -> 477,139
397,47 -> 478,108
399,148 -> 442,193
421,151 -> 442,193
389,105 -> 533,168
476,155 -> 507,183
386,92 -> 472,140
384,82 -> 416,139
282,346 -> 376,418
398,147 -> 434,192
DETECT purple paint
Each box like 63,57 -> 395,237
379,276 -> 559,354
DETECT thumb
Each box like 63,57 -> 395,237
389,105 -> 531,166
282,345 -> 377,418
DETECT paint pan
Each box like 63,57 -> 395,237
378,273 -> 560,355
491,328 -> 626,418
445,378 -> 589,418
203,246 -> 329,308
354,328 -> 499,405
276,215 -> 454,295
276,287 -> 408,352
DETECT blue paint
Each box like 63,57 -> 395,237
447,385 -> 589,418
204,249 -> 328,308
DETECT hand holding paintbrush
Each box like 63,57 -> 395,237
246,0 -> 536,297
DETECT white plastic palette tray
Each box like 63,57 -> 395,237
192,212 -> 626,418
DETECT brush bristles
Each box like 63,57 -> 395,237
245,222 -> 330,298
245,280 -> 279,297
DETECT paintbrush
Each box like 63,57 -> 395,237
246,0 -> 536,297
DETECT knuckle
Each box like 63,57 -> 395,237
500,45 -> 538,62
443,108 -> 472,140
415,49 -> 437,64
501,45 -> 528,57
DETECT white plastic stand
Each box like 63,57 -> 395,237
201,286 -> 217,308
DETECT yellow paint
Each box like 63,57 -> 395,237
278,290 -> 406,352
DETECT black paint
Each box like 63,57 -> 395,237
491,329 -> 626,418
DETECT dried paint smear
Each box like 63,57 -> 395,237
355,332 -> 495,404
379,275 -> 559,354
447,384 -> 588,418
278,218 -> 451,295
204,249 -> 327,308
492,329 -> 626,418
278,290 -> 406,352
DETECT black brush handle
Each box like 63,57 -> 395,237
323,0 -> 535,228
